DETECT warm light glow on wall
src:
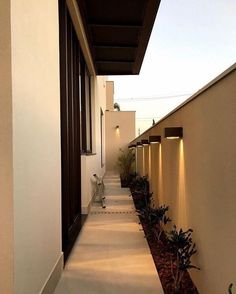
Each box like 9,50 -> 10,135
150,142 -> 162,207
166,136 -> 181,140
158,144 -> 164,205
128,144 -> 136,149
136,142 -> 142,148
115,126 -> 120,137
176,139 -> 188,229
141,139 -> 149,146
136,144 -> 144,175
149,135 -> 161,144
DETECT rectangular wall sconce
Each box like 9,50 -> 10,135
136,142 -> 142,147
149,135 -> 161,144
141,139 -> 149,146
128,144 -> 136,149
164,127 -> 183,139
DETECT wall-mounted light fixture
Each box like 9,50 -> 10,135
136,142 -> 142,148
149,135 -> 161,144
115,125 -> 119,129
128,144 -> 136,149
141,139 -> 149,146
164,127 -> 183,139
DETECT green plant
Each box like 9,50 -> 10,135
168,225 -> 200,292
130,175 -> 151,210
229,283 -> 233,294
117,148 -> 135,185
137,203 -> 171,241
152,205 -> 171,241
130,175 -> 149,195
114,102 -> 120,111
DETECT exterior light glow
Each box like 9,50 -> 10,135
128,144 -> 136,149
141,139 -> 149,146
136,142 -> 142,148
149,135 -> 161,144
164,127 -> 183,139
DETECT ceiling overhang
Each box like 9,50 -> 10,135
77,0 -> 161,75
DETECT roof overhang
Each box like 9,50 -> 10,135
76,0 -> 161,75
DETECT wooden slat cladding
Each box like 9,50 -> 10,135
59,0 -> 93,262
59,0 -> 82,262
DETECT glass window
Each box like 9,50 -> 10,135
80,54 -> 92,153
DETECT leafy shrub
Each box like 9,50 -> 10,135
167,225 -> 200,292
137,203 -> 171,240
130,175 -> 149,194
152,205 -> 171,241
117,148 -> 135,186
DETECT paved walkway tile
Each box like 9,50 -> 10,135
54,173 -> 163,294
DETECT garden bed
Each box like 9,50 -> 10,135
132,196 -> 199,294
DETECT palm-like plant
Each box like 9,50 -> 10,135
114,102 -> 121,111
168,225 -> 200,292
117,148 -> 135,186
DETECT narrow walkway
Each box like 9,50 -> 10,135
54,173 -> 163,294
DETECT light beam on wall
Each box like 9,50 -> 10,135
115,125 -> 120,137
177,139 -> 188,229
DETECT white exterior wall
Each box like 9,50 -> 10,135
11,1 -> 62,293
0,0 -> 110,293
81,76 -> 107,214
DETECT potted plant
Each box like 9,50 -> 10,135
117,148 -> 135,187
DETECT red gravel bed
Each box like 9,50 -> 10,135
132,196 -> 199,293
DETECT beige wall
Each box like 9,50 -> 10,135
143,146 -> 149,176
0,1 -> 14,292
132,65 -> 236,293
149,143 -> 161,206
81,76 -> 107,213
105,111 -> 136,171
136,147 -> 144,176
11,1 -> 62,293
106,81 -> 114,111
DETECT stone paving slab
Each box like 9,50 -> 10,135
54,174 -> 163,294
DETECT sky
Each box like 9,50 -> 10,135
108,0 -> 236,135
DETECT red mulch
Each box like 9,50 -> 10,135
132,196 -> 199,294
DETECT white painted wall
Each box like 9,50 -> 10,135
11,1 -> 62,293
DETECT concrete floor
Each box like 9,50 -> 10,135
54,173 -> 163,294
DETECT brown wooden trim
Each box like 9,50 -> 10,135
59,0 -> 82,263
88,24 -> 142,29
88,75 -> 92,152
133,0 -> 161,74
